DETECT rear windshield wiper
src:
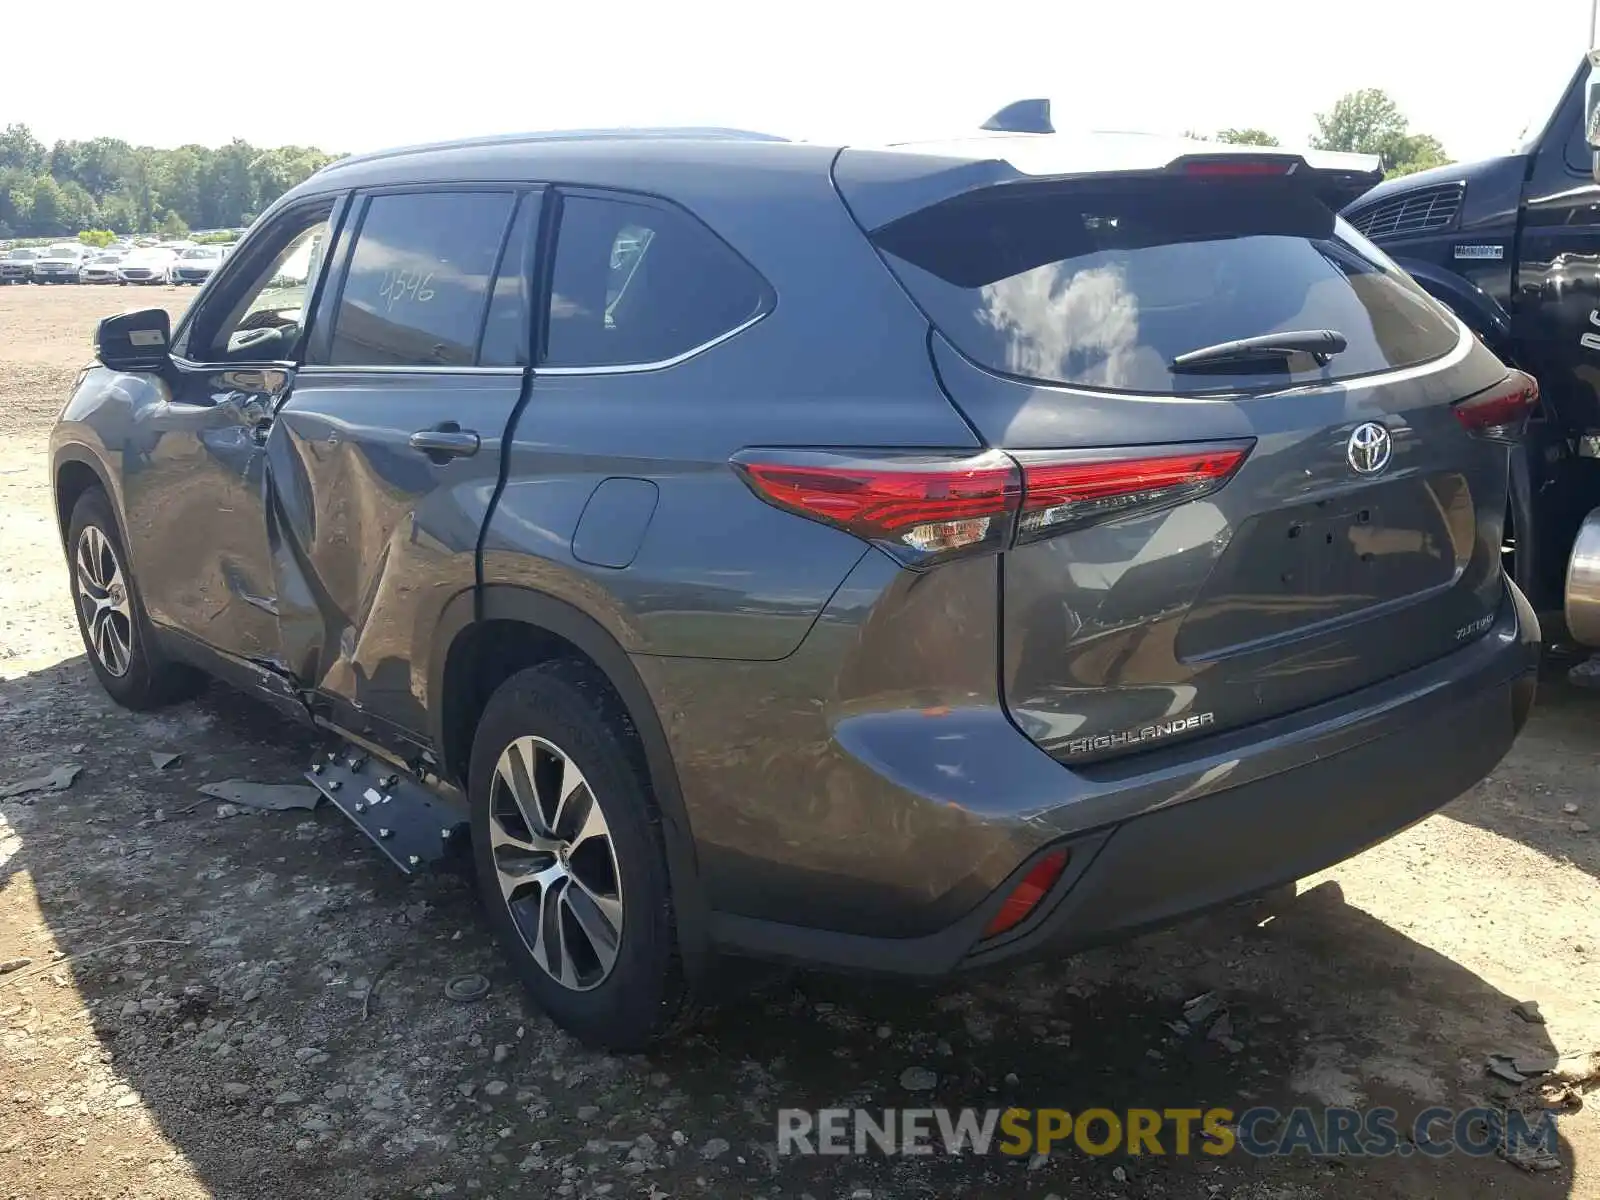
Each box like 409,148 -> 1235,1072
1170,329 -> 1348,373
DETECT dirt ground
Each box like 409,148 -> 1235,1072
1,283 -> 1598,1200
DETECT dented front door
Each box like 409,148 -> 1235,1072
260,186 -> 538,744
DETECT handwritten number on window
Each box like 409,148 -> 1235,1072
377,269 -> 437,311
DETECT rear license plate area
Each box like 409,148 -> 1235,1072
1177,482 -> 1462,659
1282,504 -> 1379,594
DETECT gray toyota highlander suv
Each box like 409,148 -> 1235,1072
49,126 -> 1541,1048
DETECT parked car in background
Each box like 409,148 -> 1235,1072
1341,51 -> 1600,663
79,253 -> 125,284
0,247 -> 41,283
169,244 -> 226,285
31,243 -> 93,283
50,123 -> 1541,1048
116,248 -> 177,285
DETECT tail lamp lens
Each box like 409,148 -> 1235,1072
730,450 -> 1021,563
1013,446 -> 1249,543
1453,370 -> 1539,442
985,849 -> 1070,938
732,442 -> 1252,565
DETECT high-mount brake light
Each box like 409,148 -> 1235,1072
1452,370 -> 1538,443
1177,158 -> 1296,178
731,441 -> 1254,563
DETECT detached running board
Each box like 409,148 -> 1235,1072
305,749 -> 463,875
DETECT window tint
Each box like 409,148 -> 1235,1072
544,194 -> 767,368
870,180 -> 1461,395
328,191 -> 516,367
478,193 -> 539,368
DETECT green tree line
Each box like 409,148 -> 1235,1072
4,83 -> 1450,241
0,123 -> 338,239
1195,87 -> 1452,179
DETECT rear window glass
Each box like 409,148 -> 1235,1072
869,180 -> 1461,394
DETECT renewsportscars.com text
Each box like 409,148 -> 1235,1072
777,1105 -> 1558,1160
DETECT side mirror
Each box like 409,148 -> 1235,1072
95,308 -> 171,373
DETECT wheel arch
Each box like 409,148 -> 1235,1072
52,449 -> 116,547
428,584 -> 709,972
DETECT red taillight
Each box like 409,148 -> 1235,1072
985,849 -> 1070,938
1013,444 -> 1251,543
731,450 -> 1021,562
731,441 -> 1252,562
1178,158 -> 1295,178
1453,370 -> 1539,442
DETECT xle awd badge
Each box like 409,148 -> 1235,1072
1346,422 -> 1392,475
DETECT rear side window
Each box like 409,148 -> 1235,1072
328,190 -> 517,368
544,194 -> 768,369
869,180 -> 1461,395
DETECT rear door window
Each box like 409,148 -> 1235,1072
327,190 -> 517,368
868,179 -> 1461,395
543,193 -> 769,369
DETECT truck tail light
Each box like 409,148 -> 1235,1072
1453,370 -> 1539,442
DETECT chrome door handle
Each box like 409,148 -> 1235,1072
408,426 -> 480,461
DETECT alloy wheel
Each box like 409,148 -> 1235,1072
488,735 -> 625,992
74,525 -> 134,677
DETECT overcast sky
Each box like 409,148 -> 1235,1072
0,0 -> 1591,163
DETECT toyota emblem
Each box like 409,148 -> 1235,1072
1346,422 -> 1392,475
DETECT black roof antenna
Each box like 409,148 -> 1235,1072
981,99 -> 1054,134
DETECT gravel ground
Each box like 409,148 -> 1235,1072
1,284 -> 1598,1200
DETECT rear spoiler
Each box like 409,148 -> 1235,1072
838,134 -> 1385,231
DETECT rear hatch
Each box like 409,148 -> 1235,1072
835,143 -> 1524,763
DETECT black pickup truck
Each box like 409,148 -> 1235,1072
1342,52 -> 1600,647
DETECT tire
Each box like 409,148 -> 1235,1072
66,488 -> 202,710
468,662 -> 690,1050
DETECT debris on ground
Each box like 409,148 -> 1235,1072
443,973 -> 490,1003
899,1066 -> 938,1092
1511,1000 -> 1545,1025
149,752 -> 182,770
1562,802 -> 1580,814
1182,991 -> 1222,1026
362,956 -> 397,1021
1547,1049 -> 1600,1087
1500,1130 -> 1563,1173
198,779 -> 321,811
1485,1055 -> 1528,1085
0,957 -> 32,974
1,764 -> 81,798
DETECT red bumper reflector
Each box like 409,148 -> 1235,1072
984,849 -> 1070,938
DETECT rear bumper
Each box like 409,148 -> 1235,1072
707,576 -> 1539,976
